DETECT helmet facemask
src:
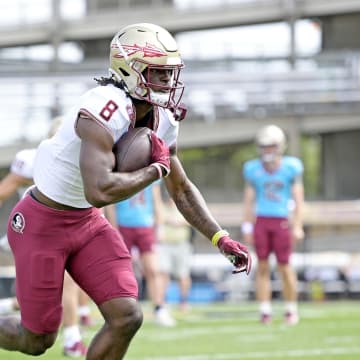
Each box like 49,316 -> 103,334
137,62 -> 184,108
257,145 -> 281,163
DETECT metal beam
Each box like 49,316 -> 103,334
177,114 -> 360,149
2,0 -> 360,48
1,113 -> 359,167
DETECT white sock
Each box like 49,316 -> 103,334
259,301 -> 272,315
78,305 -> 90,317
63,325 -> 81,347
0,298 -> 15,315
285,302 -> 298,314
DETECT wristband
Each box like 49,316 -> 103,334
150,163 -> 163,179
211,229 -> 229,247
241,221 -> 254,235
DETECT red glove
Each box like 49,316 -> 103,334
217,236 -> 252,275
149,131 -> 171,178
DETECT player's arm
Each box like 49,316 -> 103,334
164,153 -> 251,274
164,154 -> 220,239
241,182 -> 256,244
0,172 -> 33,204
291,176 -> 305,242
76,114 -> 161,207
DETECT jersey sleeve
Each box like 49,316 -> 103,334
78,86 -> 132,143
10,149 -> 37,179
243,160 -> 256,184
288,157 -> 304,178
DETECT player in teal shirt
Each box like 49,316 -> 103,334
106,183 -> 177,327
115,185 -> 155,228
242,125 -> 304,326
243,156 -> 303,218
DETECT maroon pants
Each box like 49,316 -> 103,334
254,216 -> 292,264
8,194 -> 138,334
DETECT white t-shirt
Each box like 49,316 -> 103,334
34,84 -> 179,208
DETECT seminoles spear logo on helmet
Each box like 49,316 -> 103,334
109,23 -> 184,109
112,43 -> 167,59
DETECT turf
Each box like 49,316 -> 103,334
0,300 -> 359,359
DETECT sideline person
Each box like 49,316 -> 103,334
157,196 -> 193,313
241,124 -> 304,325
0,23 -> 251,359
106,183 -> 176,327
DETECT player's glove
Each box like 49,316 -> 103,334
149,131 -> 171,178
212,230 -> 252,274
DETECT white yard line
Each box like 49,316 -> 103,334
130,347 -> 360,360
137,325 -> 265,340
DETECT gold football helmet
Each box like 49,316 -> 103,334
109,23 -> 184,109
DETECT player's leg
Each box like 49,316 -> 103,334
62,272 -> 87,357
137,228 -> 176,327
86,297 -> 142,360
140,250 -> 162,307
0,235 -> 19,315
274,218 -> 299,325
277,263 -> 299,324
68,214 -> 143,359
255,260 -> 272,323
157,270 -> 170,306
78,287 -> 92,327
120,227 -> 161,308
0,319 -> 57,355
178,274 -> 191,312
174,242 -> 192,312
254,217 -> 272,324
157,243 -> 173,311
141,250 -> 176,326
0,195 -> 65,354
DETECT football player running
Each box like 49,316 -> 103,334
241,124 -> 304,325
0,23 -> 251,359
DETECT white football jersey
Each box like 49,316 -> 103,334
34,84 -> 179,208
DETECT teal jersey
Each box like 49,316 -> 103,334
115,185 -> 154,227
243,156 -> 303,218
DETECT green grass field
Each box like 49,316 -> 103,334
1,300 -> 359,360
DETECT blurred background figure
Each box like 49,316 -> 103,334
241,124 -> 304,325
0,147 -> 34,314
105,183 -> 176,327
157,195 -> 193,314
0,117 -> 91,358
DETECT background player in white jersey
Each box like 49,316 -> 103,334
0,118 -> 90,357
0,23 -> 251,359
157,195 -> 193,314
0,148 -> 35,312
241,124 -> 304,325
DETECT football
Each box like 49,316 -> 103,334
113,127 -> 152,172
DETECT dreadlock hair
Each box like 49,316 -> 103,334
94,76 -> 126,91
